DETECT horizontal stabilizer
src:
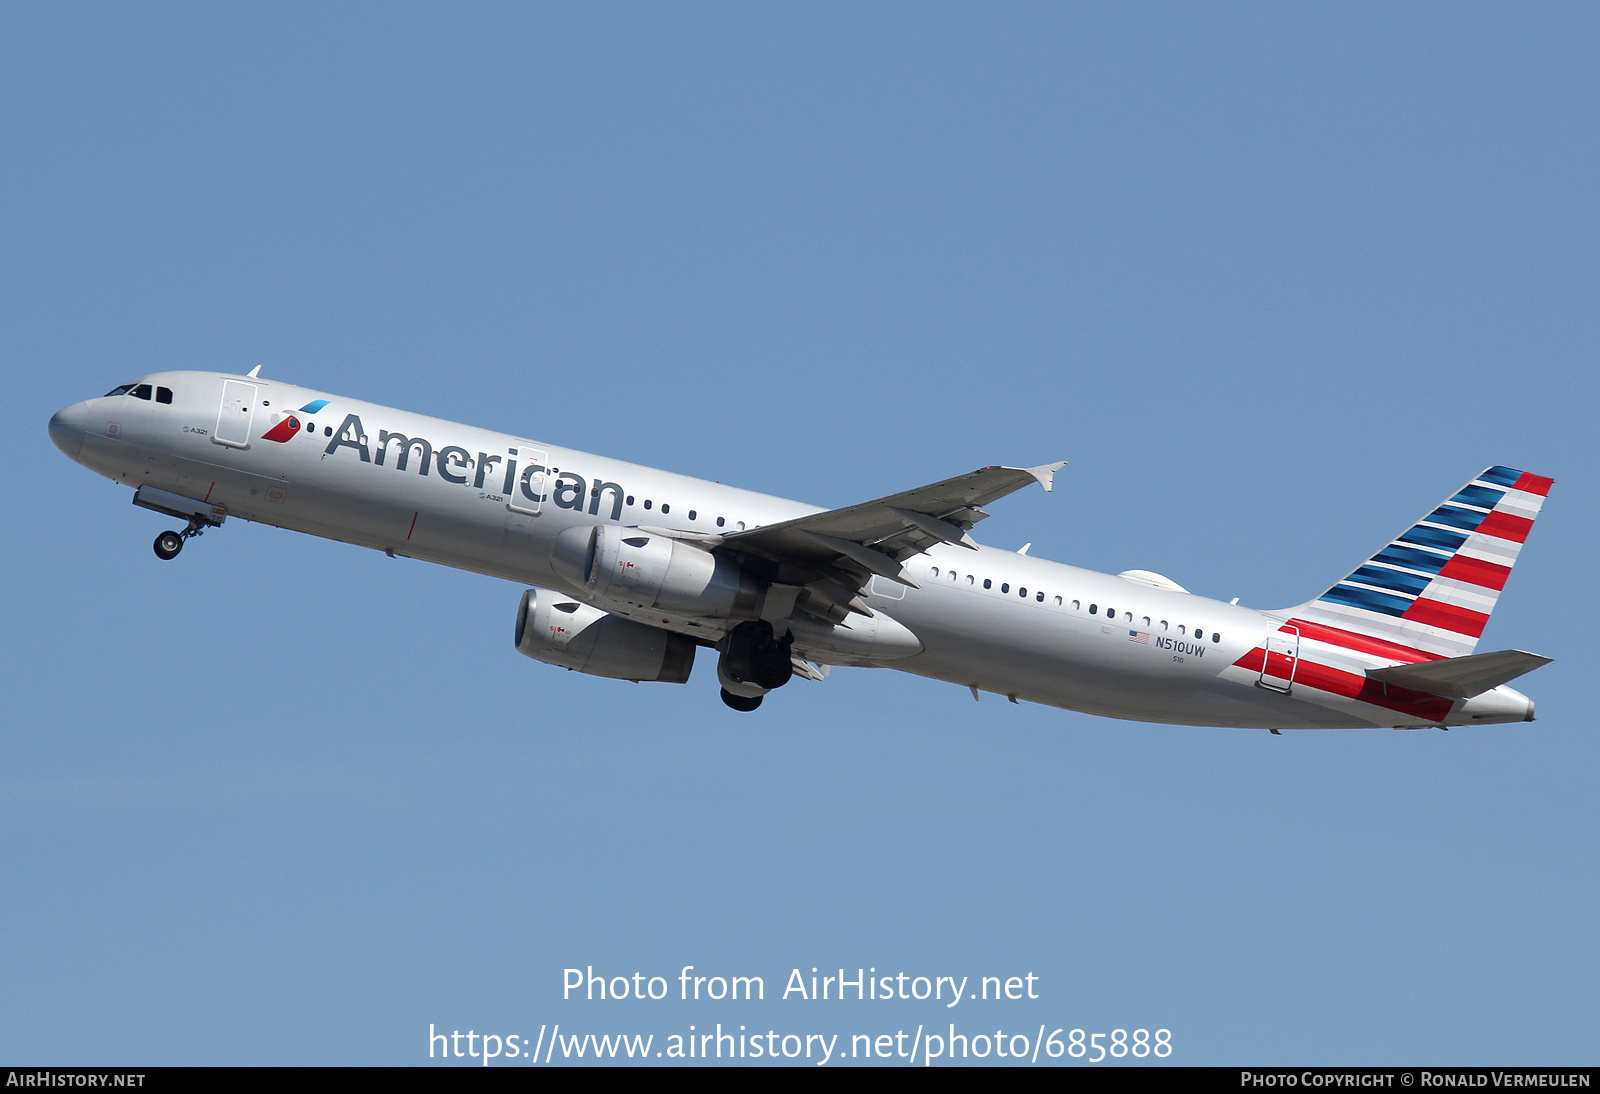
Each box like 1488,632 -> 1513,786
1366,649 -> 1553,700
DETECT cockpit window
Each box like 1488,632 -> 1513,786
130,384 -> 153,400
156,386 -> 173,404
105,384 -> 136,397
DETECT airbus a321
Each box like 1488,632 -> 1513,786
49,371 -> 1553,729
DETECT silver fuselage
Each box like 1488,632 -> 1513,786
49,371 -> 1535,729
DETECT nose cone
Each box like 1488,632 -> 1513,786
49,401 -> 88,461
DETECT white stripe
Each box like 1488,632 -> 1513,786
1421,578 -> 1498,612
1494,486 -> 1547,514
1493,498 -> 1540,522
1461,533 -> 1521,564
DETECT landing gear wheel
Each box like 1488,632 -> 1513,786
153,531 -> 184,560
721,688 -> 763,712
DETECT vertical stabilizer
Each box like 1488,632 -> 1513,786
1287,466 -> 1552,660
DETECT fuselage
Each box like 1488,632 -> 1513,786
48,371 -> 1536,730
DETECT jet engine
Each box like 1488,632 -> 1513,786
550,524 -> 765,619
514,588 -> 695,683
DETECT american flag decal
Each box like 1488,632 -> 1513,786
1128,630 -> 1149,644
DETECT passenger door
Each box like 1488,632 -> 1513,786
213,380 -> 258,449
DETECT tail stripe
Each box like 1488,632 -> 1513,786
1476,510 -> 1533,544
1437,555 -> 1511,591
1402,599 -> 1490,638
1299,466 -> 1550,658
1349,565 -> 1432,596
1371,545 -> 1451,575
1450,485 -> 1505,509
1320,584 -> 1412,616
1424,505 -> 1489,532
1398,526 -> 1468,552
1513,472 -> 1554,496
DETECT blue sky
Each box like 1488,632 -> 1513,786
2,3 -> 1595,1065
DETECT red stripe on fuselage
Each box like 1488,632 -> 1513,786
1230,644 -> 1456,722
1437,554 -> 1512,591
1512,472 -> 1554,497
1402,598 -> 1489,638
1475,510 -> 1533,544
1284,619 -> 1441,663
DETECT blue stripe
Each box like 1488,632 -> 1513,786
1399,525 -> 1468,552
1350,565 -> 1433,596
1319,584 -> 1414,617
298,399 -> 330,414
1479,466 -> 1522,488
1424,505 -> 1488,532
1451,484 -> 1505,510
1370,544 -> 1450,574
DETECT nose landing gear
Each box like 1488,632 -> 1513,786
152,514 -> 210,561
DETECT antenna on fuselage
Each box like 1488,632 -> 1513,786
246,365 -> 262,378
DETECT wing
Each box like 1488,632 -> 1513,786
718,462 -> 1064,621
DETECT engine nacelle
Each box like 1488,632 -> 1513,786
514,588 -> 695,683
550,524 -> 765,619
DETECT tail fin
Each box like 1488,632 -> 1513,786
1288,466 -> 1553,660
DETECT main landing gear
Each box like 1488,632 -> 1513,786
720,688 -> 764,712
716,620 -> 794,712
152,515 -> 210,561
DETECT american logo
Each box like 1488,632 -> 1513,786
261,400 -> 330,443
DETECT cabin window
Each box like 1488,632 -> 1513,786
1106,607 -> 1115,618
156,387 -> 173,404
626,496 -> 635,506
324,426 -> 332,436
736,521 -> 745,531
967,575 -> 975,586
1072,599 -> 1080,610
1142,616 -> 1151,627
948,570 -> 957,582
1089,604 -> 1098,614
1160,620 -> 1168,631
688,510 -> 697,521
716,517 -> 725,527
661,504 -> 670,514
931,567 -> 941,578
983,579 -> 992,590
1036,591 -> 1045,602
1019,587 -> 1027,597
1178,625 -> 1186,635
1212,632 -> 1221,643
643,500 -> 652,510
1001,583 -> 1010,593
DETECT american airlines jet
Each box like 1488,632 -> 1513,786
49,371 -> 1552,729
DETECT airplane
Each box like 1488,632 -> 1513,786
49,369 -> 1553,729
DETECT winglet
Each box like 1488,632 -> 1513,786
1019,461 -> 1067,492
